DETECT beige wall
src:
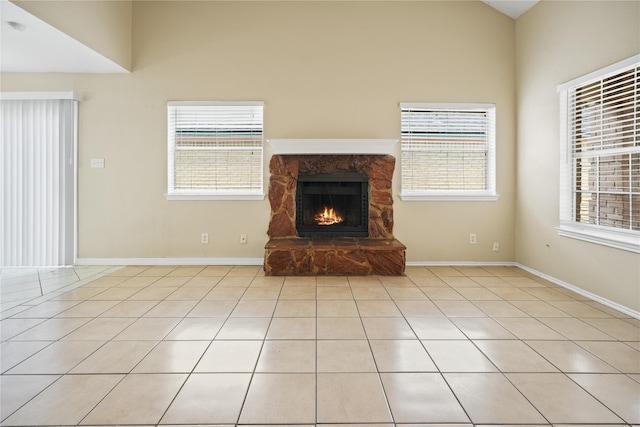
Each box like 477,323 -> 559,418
13,0 -> 132,70
515,0 -> 640,311
2,1 -> 517,263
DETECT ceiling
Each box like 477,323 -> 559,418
0,0 -> 538,74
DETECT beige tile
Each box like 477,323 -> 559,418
183,275 -> 221,286
274,300 -> 316,317
114,317 -> 181,340
227,265 -> 261,276
569,373 -> 640,424
89,287 -> 141,300
7,340 -> 104,374
133,341 -> 209,373
509,300 -> 572,317
231,300 -> 277,317
203,286 -> 246,300
188,300 -> 236,317
165,286 -> 211,300
412,276 -> 449,287
284,276 -> 318,286
406,317 -> 467,339
150,276 -> 190,286
369,340 -> 437,372
508,373 -> 623,423
256,340 -> 316,373
317,317 -> 367,339
8,317 -> 89,341
317,286 -> 354,300
127,286 -> 179,300
539,318 -> 616,340
378,276 -> 415,287
164,317 -> 225,340
474,340 -> 558,372
1,341 -> 51,373
351,286 -> 391,300
469,276 -> 512,287
56,300 -> 119,317
442,276 -> 482,288
456,287 -> 501,300
434,300 -> 486,317
167,266 -> 205,276
317,300 -> 359,317
279,286 -> 317,299
117,276 -> 161,287
504,276 -> 546,288
473,301 -> 529,317
215,317 -> 270,339
394,300 -> 444,317
547,300 -> 613,318
11,300 -> 80,318
427,266 -> 465,277
582,318 -> 640,341
0,318 -> 46,341
3,374 -> 122,426
99,300 -> 157,317
356,300 -> 402,317
525,340 -> 618,373
380,373 -> 468,423
404,265 -> 437,277
195,340 -> 262,372
108,266 -> 150,276
239,373 -> 316,424
422,340 -> 498,372
198,265 -> 233,276
495,318 -> 566,340
362,317 -> 416,339
317,276 -> 349,286
445,373 -> 547,424
161,373 -> 252,424
576,341 -> 640,373
317,340 -> 376,372
0,374 -> 59,418
267,317 -> 316,339
217,277 -> 253,288
241,286 -> 281,300
318,373 -> 392,423
385,286 -> 429,300
451,317 -> 517,339
250,276 -> 285,287
81,373 -> 187,425
70,340 -> 157,373
62,317 -> 136,340
349,276 -> 384,286
420,287 -> 464,300
136,266 -> 178,277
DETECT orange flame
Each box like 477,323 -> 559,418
314,206 -> 343,226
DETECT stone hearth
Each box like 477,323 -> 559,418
264,153 -> 406,276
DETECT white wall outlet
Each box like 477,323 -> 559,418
469,233 -> 477,245
240,233 -> 247,244
493,241 -> 500,251
90,158 -> 105,168
201,233 -> 209,244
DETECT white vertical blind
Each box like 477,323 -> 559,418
1,97 -> 76,266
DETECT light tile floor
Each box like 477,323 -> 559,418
1,264 -> 639,426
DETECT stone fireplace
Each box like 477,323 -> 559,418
264,139 -> 406,276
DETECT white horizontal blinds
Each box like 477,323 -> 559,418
571,64 -> 640,231
1,99 -> 75,266
401,106 -> 491,191
168,102 -> 263,194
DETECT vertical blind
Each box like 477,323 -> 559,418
570,64 -> 639,231
1,97 -> 77,266
400,104 -> 496,194
167,102 -> 264,195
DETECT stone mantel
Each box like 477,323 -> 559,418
267,139 -> 398,155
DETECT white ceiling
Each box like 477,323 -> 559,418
0,0 -> 128,73
0,0 -> 538,74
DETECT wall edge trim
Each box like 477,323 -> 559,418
76,257 -> 264,266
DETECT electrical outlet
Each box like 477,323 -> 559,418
90,158 -> 105,168
240,233 -> 247,244
201,233 -> 209,244
493,241 -> 500,252
469,233 -> 477,245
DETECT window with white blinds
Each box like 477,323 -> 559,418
400,103 -> 497,200
557,55 -> 640,253
167,101 -> 264,200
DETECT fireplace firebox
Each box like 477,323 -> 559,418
296,173 -> 369,238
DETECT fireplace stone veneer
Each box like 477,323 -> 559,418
265,154 -> 406,275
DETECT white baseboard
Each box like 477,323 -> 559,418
75,257 -> 264,266
515,263 -> 640,320
406,261 -> 517,267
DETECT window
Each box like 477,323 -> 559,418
558,55 -> 639,253
400,103 -> 497,201
166,101 -> 264,200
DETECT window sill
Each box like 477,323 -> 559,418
400,192 -> 500,202
165,193 -> 265,201
556,222 -> 640,253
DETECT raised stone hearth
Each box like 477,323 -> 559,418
264,152 -> 406,276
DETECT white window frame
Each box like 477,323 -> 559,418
557,54 -> 640,253
166,101 -> 264,201
399,102 -> 498,201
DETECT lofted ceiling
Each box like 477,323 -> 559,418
0,0 -> 538,74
